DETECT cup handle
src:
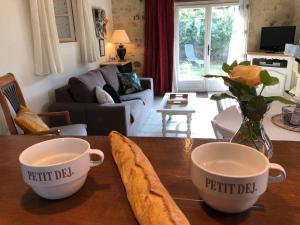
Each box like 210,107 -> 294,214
89,149 -> 104,167
269,163 -> 286,183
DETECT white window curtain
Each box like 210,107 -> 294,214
29,0 -> 63,75
227,0 -> 250,64
72,0 -> 100,64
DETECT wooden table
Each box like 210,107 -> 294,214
0,135 -> 300,225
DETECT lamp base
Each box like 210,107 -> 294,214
117,45 -> 126,61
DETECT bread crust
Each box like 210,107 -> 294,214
109,131 -> 190,225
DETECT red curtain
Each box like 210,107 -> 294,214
144,0 -> 174,96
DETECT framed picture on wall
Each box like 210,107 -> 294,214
92,8 -> 108,39
99,39 -> 105,56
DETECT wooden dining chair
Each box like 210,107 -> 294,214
0,73 -> 87,135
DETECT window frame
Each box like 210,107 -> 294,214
54,0 -> 76,43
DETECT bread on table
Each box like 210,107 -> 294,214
109,131 -> 190,225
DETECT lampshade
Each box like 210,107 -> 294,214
111,30 -> 130,44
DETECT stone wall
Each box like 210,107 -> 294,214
247,0 -> 298,51
111,0 -> 145,74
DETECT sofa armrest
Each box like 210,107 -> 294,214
85,103 -> 130,135
139,78 -> 153,90
48,102 -> 131,135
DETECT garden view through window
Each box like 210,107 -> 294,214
178,4 -> 239,82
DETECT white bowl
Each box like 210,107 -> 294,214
191,142 -> 285,213
19,138 -> 104,200
31,174 -> 88,199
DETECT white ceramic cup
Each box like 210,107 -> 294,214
191,142 -> 286,213
19,138 -> 104,200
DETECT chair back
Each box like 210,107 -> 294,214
185,44 -> 197,61
211,120 -> 235,140
216,98 -> 237,113
0,73 -> 26,134
292,60 -> 300,98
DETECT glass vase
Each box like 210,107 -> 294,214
230,106 -> 273,159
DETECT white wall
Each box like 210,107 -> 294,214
0,0 -> 113,134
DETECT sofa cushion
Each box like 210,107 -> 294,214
69,69 -> 106,103
99,65 -> 120,93
120,89 -> 153,105
118,72 -> 143,94
55,86 -> 74,102
103,84 -> 122,103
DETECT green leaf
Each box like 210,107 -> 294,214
239,61 -> 251,66
243,96 -> 268,121
204,75 -> 225,79
205,74 -> 258,100
222,63 -> 231,73
231,60 -> 238,67
222,61 -> 238,73
227,80 -> 257,100
239,93 -> 254,102
260,70 -> 279,86
265,96 -> 297,105
210,93 -> 236,101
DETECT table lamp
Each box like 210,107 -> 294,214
111,30 -> 130,61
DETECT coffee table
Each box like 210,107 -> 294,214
157,93 -> 196,137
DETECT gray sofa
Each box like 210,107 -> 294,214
48,65 -> 153,136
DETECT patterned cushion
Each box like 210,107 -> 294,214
15,106 -> 49,133
118,73 -> 143,95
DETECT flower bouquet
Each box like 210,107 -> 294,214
205,61 -> 297,158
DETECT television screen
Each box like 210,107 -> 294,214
260,26 -> 296,52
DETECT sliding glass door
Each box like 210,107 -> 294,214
175,3 -> 239,92
178,7 -> 207,90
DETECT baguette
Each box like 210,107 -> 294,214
109,131 -> 190,225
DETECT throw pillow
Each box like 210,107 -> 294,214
15,105 -> 50,133
117,73 -> 143,95
95,86 -> 115,104
68,69 -> 106,103
103,84 -> 122,103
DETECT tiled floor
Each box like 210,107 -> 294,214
136,94 -> 219,139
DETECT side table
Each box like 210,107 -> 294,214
100,61 -> 132,73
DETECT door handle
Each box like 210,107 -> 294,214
208,44 -> 210,56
